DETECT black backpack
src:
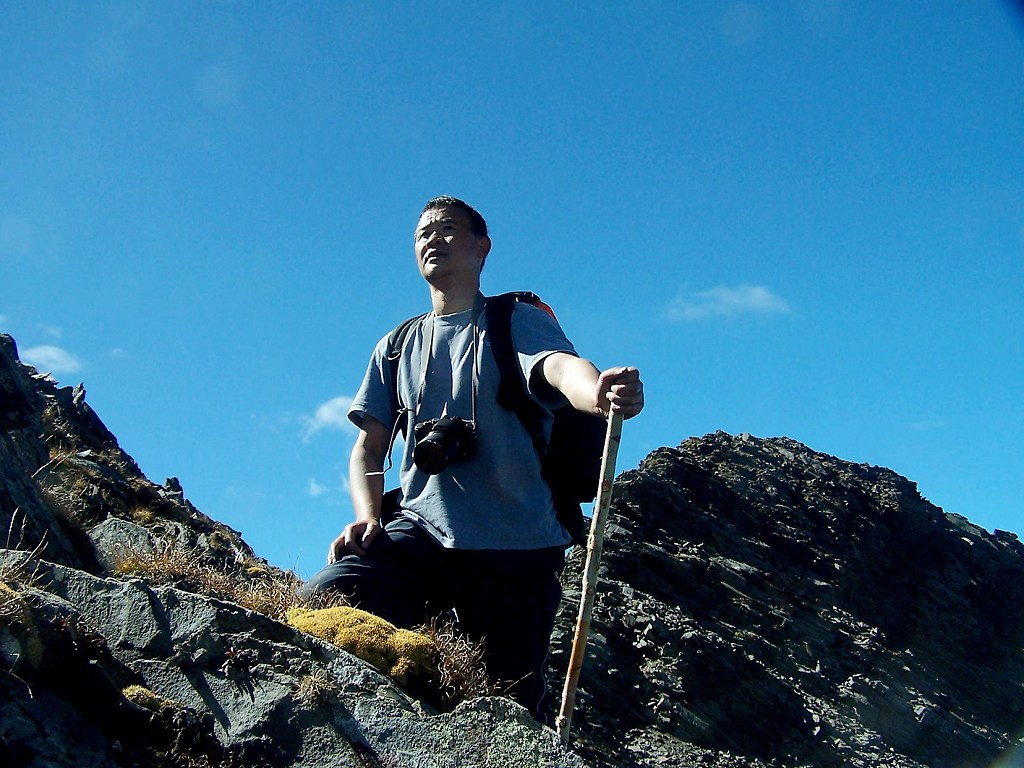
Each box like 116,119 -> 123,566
381,291 -> 606,546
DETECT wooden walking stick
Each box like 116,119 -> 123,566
556,409 -> 624,741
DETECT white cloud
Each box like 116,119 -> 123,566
307,476 -> 350,500
302,395 -> 356,441
22,345 -> 83,374
665,284 -> 791,322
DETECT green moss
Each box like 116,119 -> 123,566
287,606 -> 437,684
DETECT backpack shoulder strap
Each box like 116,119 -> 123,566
384,312 -> 428,437
385,314 -> 427,364
486,292 -> 596,546
485,293 -> 548,458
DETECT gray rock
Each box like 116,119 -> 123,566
3,554 -> 591,767
548,432 -> 1024,767
87,517 -> 160,570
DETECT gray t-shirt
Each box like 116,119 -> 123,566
348,301 -> 577,550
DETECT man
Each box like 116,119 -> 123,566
302,196 -> 644,723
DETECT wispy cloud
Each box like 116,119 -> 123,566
302,395 -> 356,441
22,345 -> 83,374
665,284 -> 791,322
307,476 -> 349,500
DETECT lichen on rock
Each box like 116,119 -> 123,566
122,683 -> 179,711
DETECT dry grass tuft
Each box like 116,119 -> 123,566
229,576 -> 304,621
0,581 -> 45,671
294,669 -> 336,708
0,511 -> 48,681
113,540 -> 304,622
418,616 -> 500,708
115,542 -> 236,593
129,505 -> 156,525
0,581 -> 24,626
1,510 -> 46,593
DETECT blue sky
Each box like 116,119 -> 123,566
2,2 -> 1022,578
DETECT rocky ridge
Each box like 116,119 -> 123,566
548,434 -> 1024,766
2,331 -> 1023,767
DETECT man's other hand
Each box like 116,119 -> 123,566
596,366 -> 644,419
328,518 -> 381,562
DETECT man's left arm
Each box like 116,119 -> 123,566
541,353 -> 644,419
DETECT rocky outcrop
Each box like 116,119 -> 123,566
3,332 -> 1023,767
548,433 -> 1024,767
0,334 -> 259,578
0,334 -> 587,767
1,551 -> 584,767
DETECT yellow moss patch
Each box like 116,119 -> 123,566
123,684 -> 179,711
287,606 -> 437,683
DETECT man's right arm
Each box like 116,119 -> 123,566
327,414 -> 391,562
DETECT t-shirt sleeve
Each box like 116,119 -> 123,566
510,303 -> 578,410
348,334 -> 400,431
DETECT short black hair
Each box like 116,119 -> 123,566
421,196 -> 488,239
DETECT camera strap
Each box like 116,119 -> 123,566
412,292 -> 485,425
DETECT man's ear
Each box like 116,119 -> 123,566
477,235 -> 491,269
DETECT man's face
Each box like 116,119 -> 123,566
414,206 -> 490,287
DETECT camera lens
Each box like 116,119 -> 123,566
413,435 -> 450,474
412,417 -> 476,475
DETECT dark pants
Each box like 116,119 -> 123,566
300,519 -> 565,723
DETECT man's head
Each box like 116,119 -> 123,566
414,196 -> 492,288
421,196 -> 488,239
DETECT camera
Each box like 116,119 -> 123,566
413,416 -> 477,474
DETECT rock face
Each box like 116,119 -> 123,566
2,331 -> 1023,767
548,434 -> 1024,767
1,552 -> 583,768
